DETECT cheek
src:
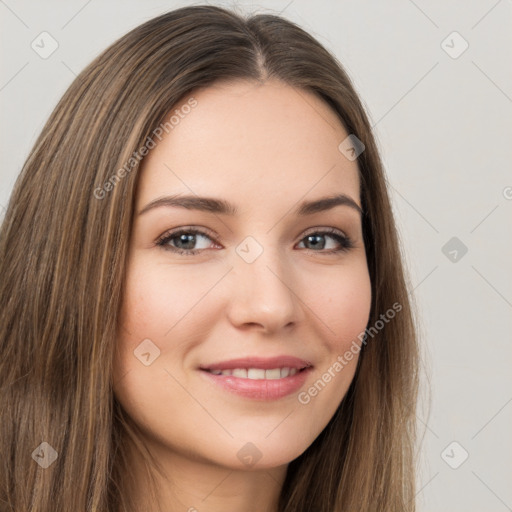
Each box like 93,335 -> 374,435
294,264 -> 371,441
114,260 -> 176,385
313,261 -> 372,349
112,260 -> 198,439
113,256 -> 224,392
119,257 -> 215,337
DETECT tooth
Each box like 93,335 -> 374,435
212,367 -> 300,379
247,368 -> 266,380
265,368 -> 281,380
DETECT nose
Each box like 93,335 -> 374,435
225,244 -> 302,333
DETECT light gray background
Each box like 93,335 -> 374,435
1,1 -> 511,510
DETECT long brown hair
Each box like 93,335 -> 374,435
0,5 -> 420,511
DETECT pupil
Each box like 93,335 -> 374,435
307,234 -> 324,249
178,234 -> 195,249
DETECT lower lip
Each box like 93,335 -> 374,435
200,368 -> 312,400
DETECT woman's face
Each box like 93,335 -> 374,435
113,79 -> 372,471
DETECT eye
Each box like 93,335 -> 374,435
155,227 -> 354,255
155,227 -> 218,255
297,228 -> 354,254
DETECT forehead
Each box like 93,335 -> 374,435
137,80 -> 361,212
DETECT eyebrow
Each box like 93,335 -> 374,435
138,193 -> 363,217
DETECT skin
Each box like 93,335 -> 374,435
113,79 -> 372,512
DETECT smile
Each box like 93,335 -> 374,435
199,356 -> 313,400
205,367 -> 301,379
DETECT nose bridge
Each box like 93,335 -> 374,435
227,234 -> 299,329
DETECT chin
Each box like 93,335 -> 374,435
215,434 -> 314,471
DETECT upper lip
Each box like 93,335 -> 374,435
200,356 -> 313,371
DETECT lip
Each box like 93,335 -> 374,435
199,356 -> 313,401
200,355 -> 313,372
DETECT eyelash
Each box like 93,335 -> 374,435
155,226 -> 354,256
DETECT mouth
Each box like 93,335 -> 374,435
202,366 -> 307,379
199,356 -> 313,400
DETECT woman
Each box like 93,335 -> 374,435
0,5 -> 419,511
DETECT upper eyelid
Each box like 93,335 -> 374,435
156,226 -> 215,243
